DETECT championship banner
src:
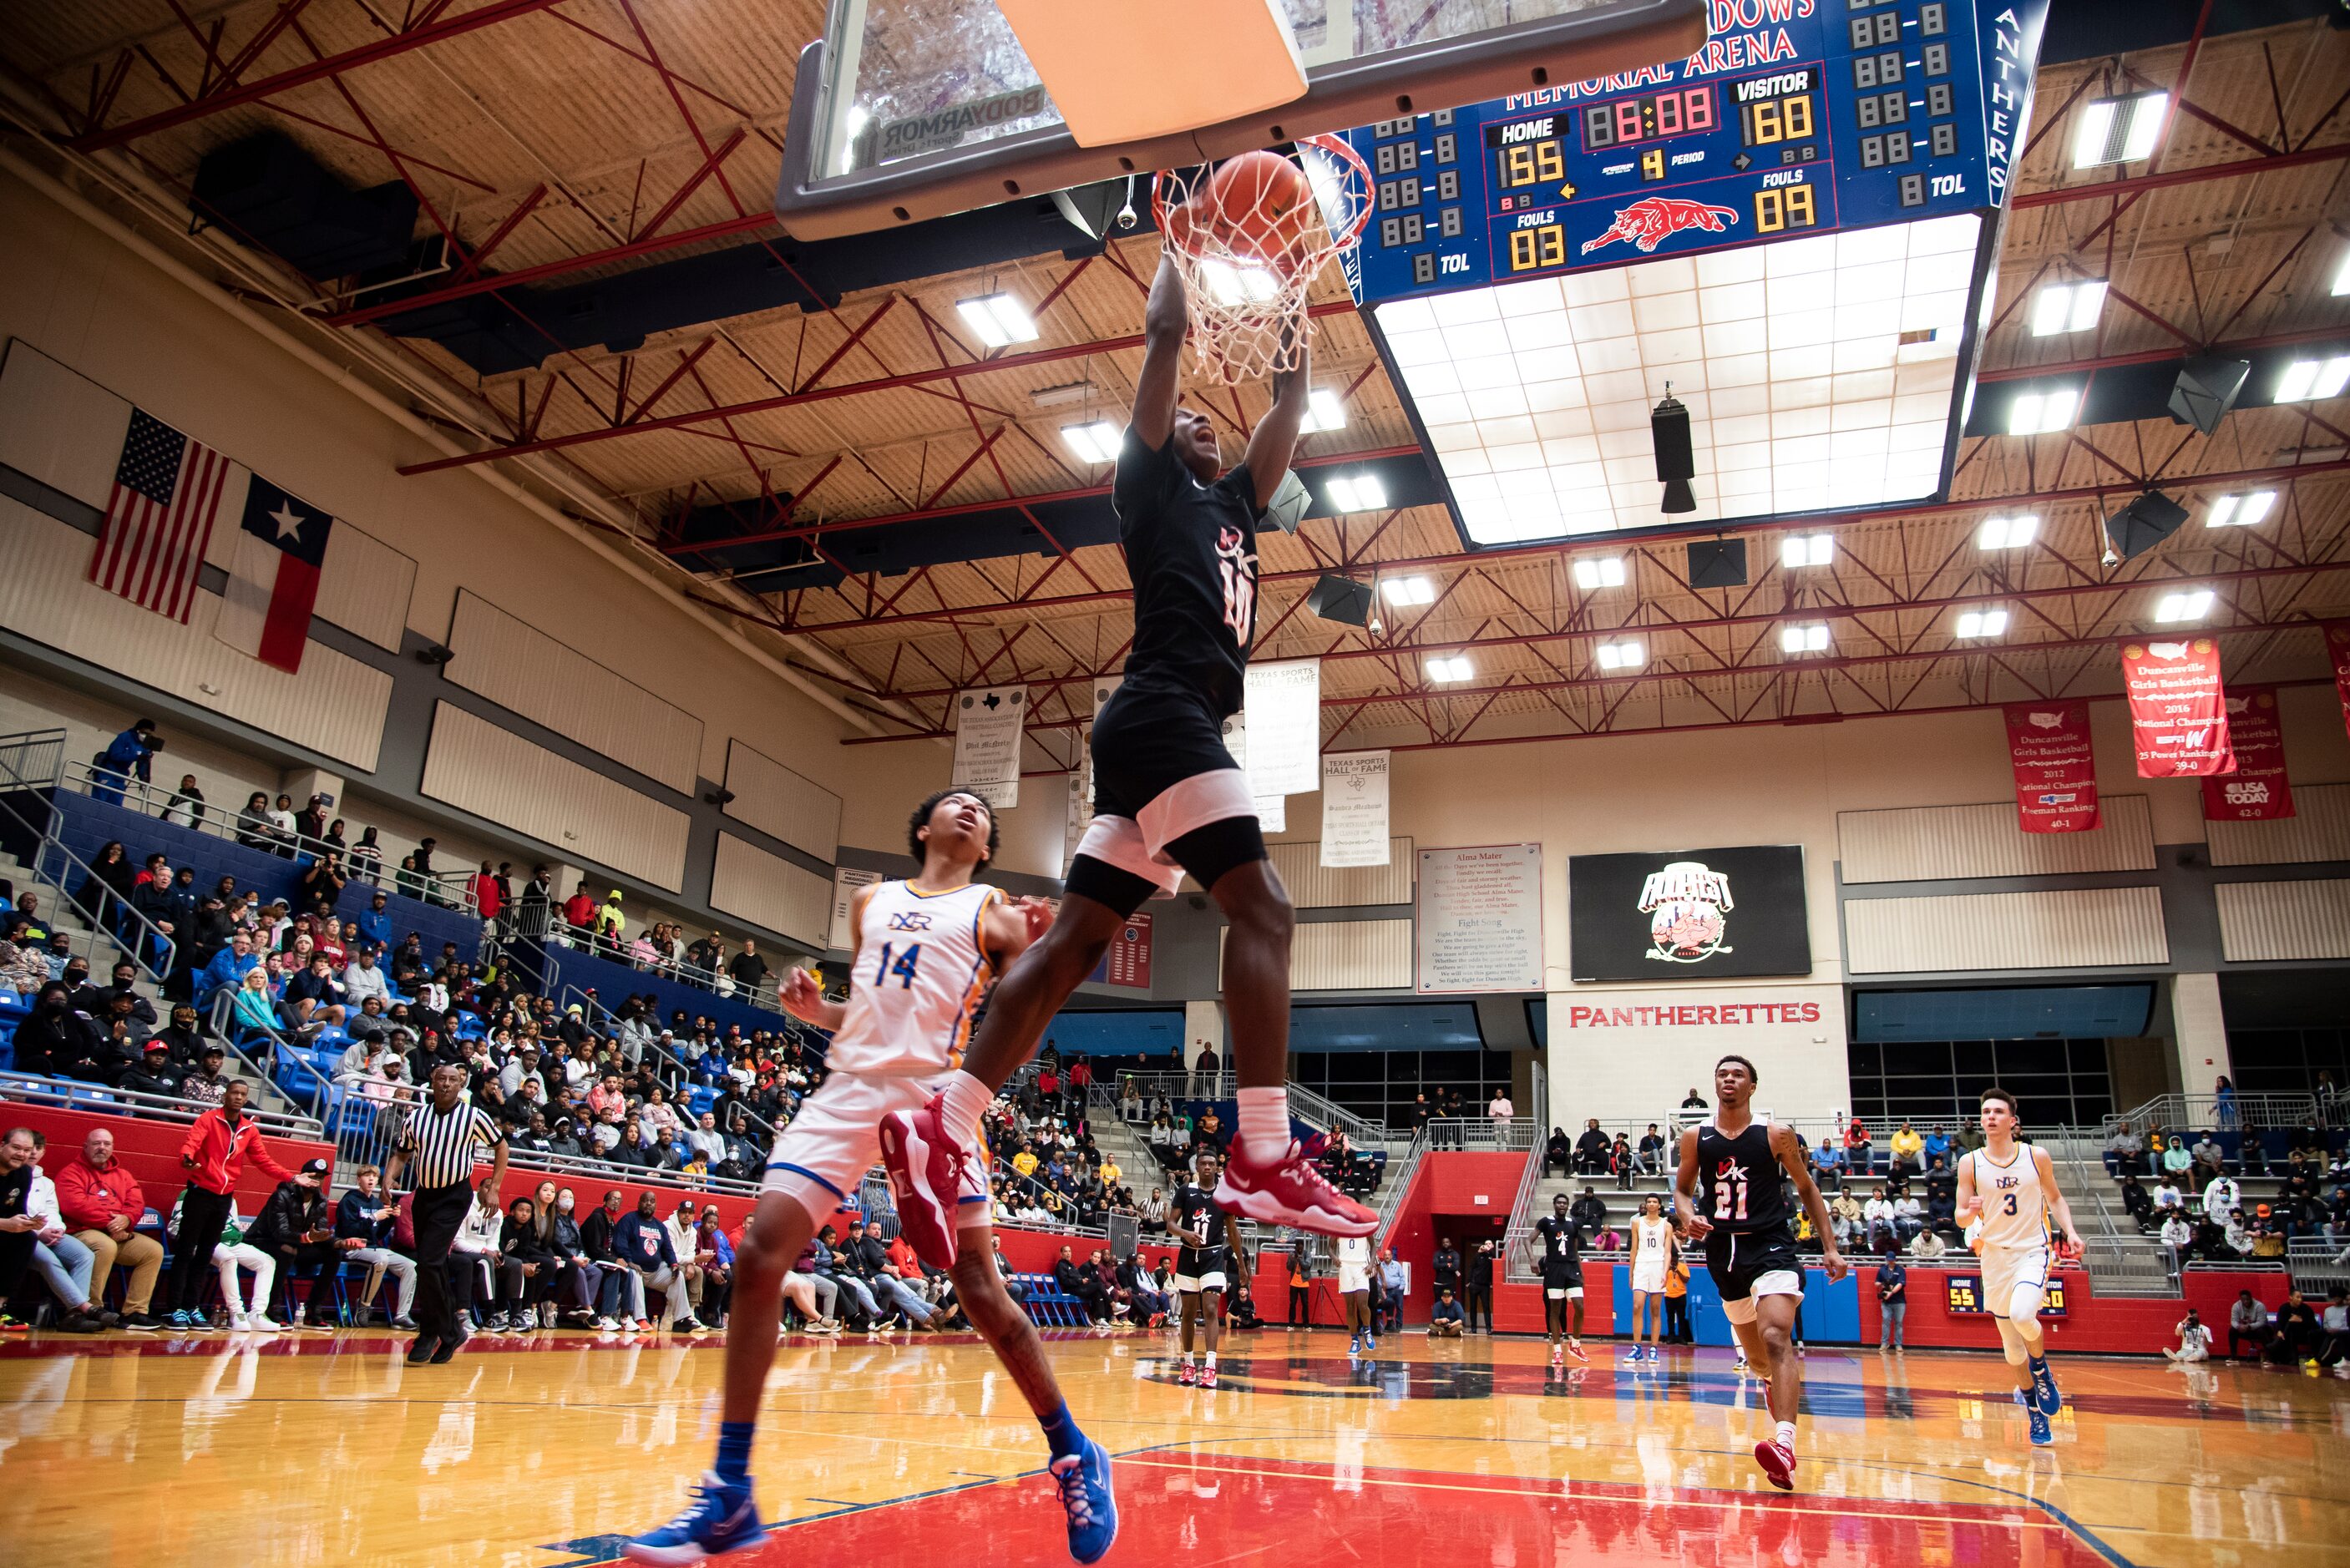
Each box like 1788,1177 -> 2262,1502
1063,755 -> 1092,875
1219,712 -> 1289,831
2326,620 -> 2350,741
828,867 -> 883,952
2121,638 -> 2234,778
1242,658 -> 1321,795
1319,751 -> 1391,867
2201,686 -> 2294,822
2001,700 -> 2099,834
950,685 -> 1026,807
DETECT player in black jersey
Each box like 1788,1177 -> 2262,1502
1527,1192 -> 1588,1367
893,245 -> 1375,1251
1674,1054 -> 1844,1492
1169,1148 -> 1247,1388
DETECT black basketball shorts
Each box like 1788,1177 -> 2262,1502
1703,1223 -> 1805,1323
1067,678 -> 1265,918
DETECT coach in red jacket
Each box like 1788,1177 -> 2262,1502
164,1081 -> 297,1326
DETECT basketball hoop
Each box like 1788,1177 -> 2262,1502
1152,134 -> 1372,384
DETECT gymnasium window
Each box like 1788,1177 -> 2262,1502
1287,1049 -> 1512,1128
2226,1027 -> 2350,1096
1844,1037 -> 2114,1126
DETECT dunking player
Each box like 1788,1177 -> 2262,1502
1529,1191 -> 1588,1368
625,791 -> 1117,1565
1170,1146 -> 1248,1387
882,245 -> 1376,1254
1674,1055 -> 1846,1490
1956,1087 -> 2079,1447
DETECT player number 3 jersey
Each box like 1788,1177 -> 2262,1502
1969,1146 -> 2049,1252
828,880 -> 1000,1077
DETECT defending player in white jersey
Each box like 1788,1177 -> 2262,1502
626,790 -> 1118,1565
1955,1086 -> 2082,1448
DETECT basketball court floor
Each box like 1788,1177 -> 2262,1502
3,1328 -> 2342,1567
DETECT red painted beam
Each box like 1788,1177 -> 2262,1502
779,455 -> 2350,635
2010,142 -> 2350,208
840,610 -> 2334,744
1977,324 -> 2350,382
71,0 -> 572,152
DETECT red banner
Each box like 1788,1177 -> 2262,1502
2201,685 -> 2295,821
2326,619 -> 2350,741
2002,699 -> 2101,833
2122,638 -> 2235,778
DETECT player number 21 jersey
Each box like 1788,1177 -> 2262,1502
828,879 -> 999,1077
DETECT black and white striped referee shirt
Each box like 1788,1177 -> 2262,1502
398,1095 -> 504,1189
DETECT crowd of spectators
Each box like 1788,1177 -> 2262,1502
2107,1118 -> 2350,1265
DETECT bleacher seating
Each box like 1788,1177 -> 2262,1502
541,938 -> 803,1046
40,786 -> 484,962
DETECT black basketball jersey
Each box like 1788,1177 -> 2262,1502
1695,1118 -> 1791,1234
1533,1214 -> 1582,1281
1110,427 -> 1262,718
1172,1182 -> 1229,1276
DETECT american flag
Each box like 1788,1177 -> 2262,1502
90,409 -> 230,622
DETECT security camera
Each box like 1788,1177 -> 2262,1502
1368,614 -> 1385,636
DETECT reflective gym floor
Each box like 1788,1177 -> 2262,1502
3,1328 -> 2342,1567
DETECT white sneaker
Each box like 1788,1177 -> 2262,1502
249,1313 -> 280,1330
595,1316 -> 620,1331
229,1311 -> 251,1331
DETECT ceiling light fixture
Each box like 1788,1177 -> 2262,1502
1594,640 -> 1644,670
1060,420 -> 1122,464
1780,623 -> 1831,654
1325,472 -> 1388,513
1955,606 -> 2008,638
1977,513 -> 2039,549
1424,655 -> 1475,683
955,291 -> 1038,347
2275,355 -> 2350,403
2007,386 -> 2079,436
1780,534 -> 1833,569
2072,91 -> 2167,168
2332,245 -> 2350,297
1572,556 -> 1628,590
2206,491 -> 2276,529
2028,280 -> 2107,336
1380,575 -> 1436,605
2153,589 -> 2214,623
1029,380 -> 1102,408
1297,388 -> 1349,432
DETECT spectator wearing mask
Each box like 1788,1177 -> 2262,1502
580,1190 -> 642,1328
335,1165 -> 417,1328
496,1194 -> 557,1330
164,773 -> 206,827
91,718 -> 160,807
14,981 -> 112,1083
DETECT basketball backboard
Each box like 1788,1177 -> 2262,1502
772,0 -> 1709,238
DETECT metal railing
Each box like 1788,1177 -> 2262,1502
0,728 -> 65,790
206,988 -> 337,1124
0,1069 -> 324,1138
47,754 -> 482,916
1499,1125 -> 1552,1283
0,749 -> 177,989
1099,1070 -> 1396,1148
545,930 -> 790,1015
2103,1092 -> 2321,1138
1370,1123 -> 1431,1252
2287,1240 -> 2350,1294
557,984 -> 786,1149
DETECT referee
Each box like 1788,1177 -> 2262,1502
384,1062 -> 507,1365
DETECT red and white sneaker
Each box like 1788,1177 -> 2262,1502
1213,1141 -> 1377,1237
1564,1338 -> 1588,1363
1201,1364 -> 1219,1389
878,1093 -> 966,1269
1753,1439 -> 1796,1491
1177,1361 -> 1198,1386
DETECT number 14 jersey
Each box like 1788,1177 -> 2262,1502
830,879 -> 1000,1077
1694,1118 -> 1792,1235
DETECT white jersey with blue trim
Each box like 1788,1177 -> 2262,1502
828,878 -> 1000,1076
1969,1143 -> 2050,1252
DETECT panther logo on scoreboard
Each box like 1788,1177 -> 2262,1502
1637,859 -> 1734,964
1580,195 -> 1740,255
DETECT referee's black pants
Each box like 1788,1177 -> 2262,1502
410,1181 -> 473,1346
168,1184 -> 236,1315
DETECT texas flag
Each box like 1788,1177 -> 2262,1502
214,473 -> 333,673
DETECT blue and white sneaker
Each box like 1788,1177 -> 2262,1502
1049,1438 -> 1119,1565
2029,1358 -> 2063,1417
623,1472 -> 763,1564
168,1309 -> 195,1331
1349,1333 -> 1362,1358
2028,1405 -> 2054,1447
1363,1333 -> 1378,1353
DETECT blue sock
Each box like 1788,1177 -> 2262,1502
715,1421 -> 756,1487
2029,1354 -> 2049,1372
1038,1401 -> 1086,1462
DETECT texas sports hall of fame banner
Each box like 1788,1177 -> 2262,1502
1568,844 -> 1809,984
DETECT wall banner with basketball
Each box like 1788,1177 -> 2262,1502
2120,639 -> 2234,779
1568,845 -> 1810,984
2001,699 -> 2099,834
950,685 -> 1026,807
2201,686 -> 2294,822
2326,620 -> 2350,741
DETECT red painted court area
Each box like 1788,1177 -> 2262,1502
625,1452 -> 2120,1568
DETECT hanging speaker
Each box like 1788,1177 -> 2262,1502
2103,489 -> 2190,561
1306,574 -> 1373,627
2166,356 -> 2251,437
1687,539 -> 1748,589
1652,391 -> 1696,513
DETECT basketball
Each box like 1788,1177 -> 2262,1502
1200,149 -> 1319,272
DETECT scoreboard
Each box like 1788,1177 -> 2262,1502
1340,0 -> 2049,303
1945,1272 -> 2069,1318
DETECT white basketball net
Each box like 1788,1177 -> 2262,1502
1152,134 -> 1373,384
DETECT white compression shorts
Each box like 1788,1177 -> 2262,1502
1719,1270 -> 1804,1324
